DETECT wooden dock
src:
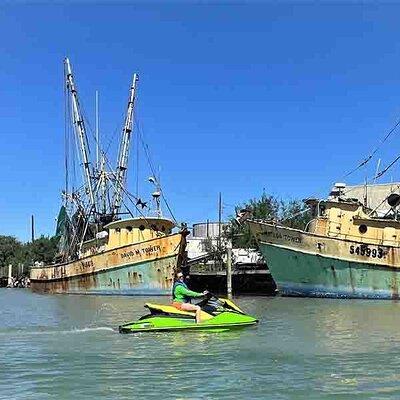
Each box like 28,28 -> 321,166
189,264 -> 276,296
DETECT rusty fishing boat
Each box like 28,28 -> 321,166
248,183 -> 400,300
30,58 -> 187,295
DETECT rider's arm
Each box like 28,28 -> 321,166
175,285 -> 203,298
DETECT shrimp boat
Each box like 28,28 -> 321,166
248,183 -> 400,300
30,58 -> 188,295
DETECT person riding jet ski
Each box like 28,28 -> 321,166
172,272 -> 208,323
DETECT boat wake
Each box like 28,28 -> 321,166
0,326 -> 116,336
61,326 -> 115,334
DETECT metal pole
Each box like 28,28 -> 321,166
218,192 -> 222,270
363,178 -> 368,207
374,158 -> 381,184
95,90 -> 99,170
218,193 -> 222,236
227,245 -> 232,299
218,193 -> 222,245
64,58 -> 96,211
112,73 -> 139,217
31,214 -> 35,242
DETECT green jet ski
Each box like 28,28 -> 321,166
118,294 -> 258,333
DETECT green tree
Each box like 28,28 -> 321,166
201,236 -> 226,267
280,199 -> 312,230
0,235 -> 59,276
225,192 -> 312,249
0,235 -> 23,268
26,236 -> 59,265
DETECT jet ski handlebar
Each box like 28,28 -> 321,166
195,291 -> 219,307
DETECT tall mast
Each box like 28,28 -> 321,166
95,90 -> 99,170
64,58 -> 96,212
100,154 -> 108,214
112,73 -> 139,217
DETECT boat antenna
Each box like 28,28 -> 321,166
149,176 -> 162,218
373,158 -> 381,184
111,73 -> 139,218
363,178 -> 368,207
374,154 -> 400,181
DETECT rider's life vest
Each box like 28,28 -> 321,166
172,281 -> 190,303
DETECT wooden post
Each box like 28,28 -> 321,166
218,193 -> 222,244
227,245 -> 232,299
218,193 -> 222,270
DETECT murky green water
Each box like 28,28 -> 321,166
2,289 -> 400,399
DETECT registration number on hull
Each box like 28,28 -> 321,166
349,245 -> 384,259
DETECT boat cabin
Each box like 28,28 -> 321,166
80,217 -> 175,257
305,198 -> 400,246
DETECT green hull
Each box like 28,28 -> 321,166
260,243 -> 400,299
119,312 -> 258,333
31,255 -> 178,295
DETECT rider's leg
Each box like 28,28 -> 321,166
180,303 -> 202,323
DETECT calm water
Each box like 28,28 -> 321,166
2,290 -> 400,399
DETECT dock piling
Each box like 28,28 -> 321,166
7,264 -> 12,287
227,246 -> 232,299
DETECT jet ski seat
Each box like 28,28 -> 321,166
145,303 -> 195,317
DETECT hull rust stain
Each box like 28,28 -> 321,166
248,220 -> 400,300
30,233 -> 184,295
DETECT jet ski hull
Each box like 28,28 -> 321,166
119,312 -> 258,333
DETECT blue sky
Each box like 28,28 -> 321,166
2,3 -> 400,241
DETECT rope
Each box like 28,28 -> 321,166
280,206 -> 311,223
373,154 -> 400,180
103,155 -> 148,220
134,116 -> 178,223
64,70 -> 178,225
343,116 -> 400,178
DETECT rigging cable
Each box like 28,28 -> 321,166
343,116 -> 400,178
374,154 -> 400,180
66,76 -> 177,224
134,115 -> 178,223
81,95 -> 143,219
106,169 -> 153,222
280,206 -> 311,223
